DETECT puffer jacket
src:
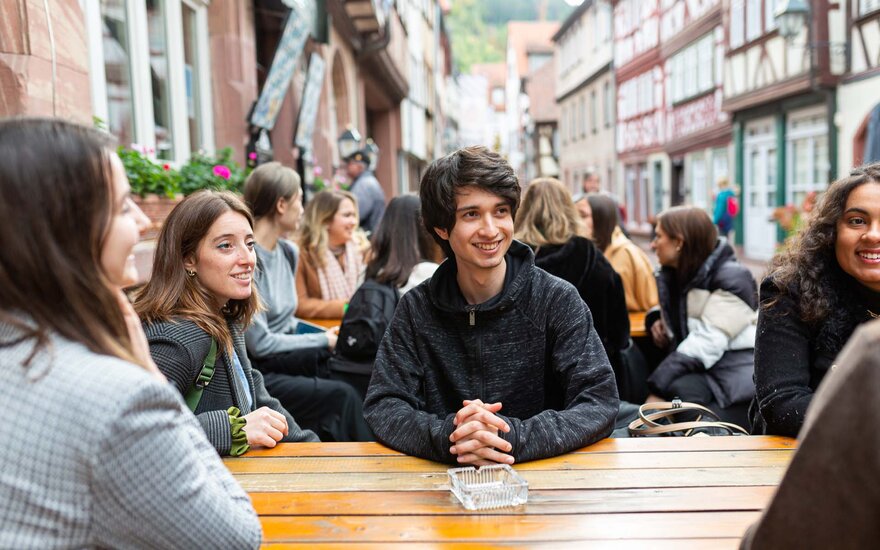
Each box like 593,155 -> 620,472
647,239 -> 758,408
363,240 -> 619,464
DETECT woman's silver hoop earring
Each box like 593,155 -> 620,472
186,269 -> 196,278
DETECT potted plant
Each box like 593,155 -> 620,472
178,147 -> 248,196
119,145 -> 182,239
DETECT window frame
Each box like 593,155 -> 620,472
85,0 -> 214,163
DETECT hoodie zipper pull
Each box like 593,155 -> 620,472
467,307 -> 475,326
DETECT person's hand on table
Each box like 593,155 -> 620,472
651,318 -> 670,349
242,406 -> 289,448
645,393 -> 665,404
449,399 -> 514,466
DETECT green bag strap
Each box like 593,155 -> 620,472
184,339 -> 218,412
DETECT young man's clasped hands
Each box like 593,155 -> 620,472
450,399 -> 514,466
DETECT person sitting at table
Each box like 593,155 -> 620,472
742,319 -> 880,548
0,118 -> 260,547
295,190 -> 365,319
514,177 -> 629,388
136,190 -> 323,454
645,206 -> 757,426
364,146 -> 619,465
751,164 -> 880,437
329,194 -> 443,398
587,193 -> 658,313
241,163 -> 372,441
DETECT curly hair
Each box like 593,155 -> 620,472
765,163 -> 880,322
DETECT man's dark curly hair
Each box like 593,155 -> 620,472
419,146 -> 520,257
765,162 -> 880,322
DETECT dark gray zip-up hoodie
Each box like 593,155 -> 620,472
363,240 -> 619,464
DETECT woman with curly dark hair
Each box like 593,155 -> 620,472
751,164 -> 880,436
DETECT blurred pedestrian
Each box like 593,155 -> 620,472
713,177 -> 738,240
344,148 -> 385,234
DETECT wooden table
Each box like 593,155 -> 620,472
301,318 -> 342,330
224,436 -> 795,548
629,310 -> 647,338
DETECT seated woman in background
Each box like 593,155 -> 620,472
331,194 -> 443,398
646,206 -> 757,425
587,193 -> 658,312
137,190 -> 321,455
0,119 -> 260,547
515,178 -> 629,378
242,163 -> 372,440
296,190 -> 365,319
751,164 -> 880,436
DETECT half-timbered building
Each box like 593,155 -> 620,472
614,0 -> 669,231
722,0 -> 846,260
838,0 -> 880,171
661,0 -> 732,211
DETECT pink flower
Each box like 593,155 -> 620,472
213,165 -> 231,180
248,152 -> 257,161
162,164 -> 170,171
313,166 -> 323,176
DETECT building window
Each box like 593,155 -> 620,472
87,0 -> 214,162
786,108 -> 830,207
691,153 -> 707,209
764,0 -> 778,32
99,0 -> 136,148
668,33 -> 714,104
603,81 -> 613,128
561,106 -> 567,145
730,0 -> 744,48
861,0 -> 880,16
580,96 -> 586,137
491,87 -> 504,106
591,90 -> 597,134
745,0 -> 761,42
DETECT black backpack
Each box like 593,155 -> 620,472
334,279 -> 400,363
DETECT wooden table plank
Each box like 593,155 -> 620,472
248,486 -> 777,516
241,436 -> 795,458
301,318 -> 342,329
234,466 -> 786,492
263,539 -> 743,549
258,511 -> 760,543
226,450 -> 792,474
629,311 -> 647,338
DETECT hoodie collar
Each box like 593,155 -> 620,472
428,240 -> 534,313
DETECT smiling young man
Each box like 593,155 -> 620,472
363,146 -> 618,465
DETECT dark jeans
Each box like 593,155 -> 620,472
252,348 -> 373,442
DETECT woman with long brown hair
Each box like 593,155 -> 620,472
296,190 -> 365,318
646,206 -> 757,424
751,164 -> 880,436
137,190 -> 321,455
515,178 -> 629,393
0,119 -> 259,547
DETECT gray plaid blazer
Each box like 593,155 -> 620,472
0,320 -> 261,549
144,317 -> 319,454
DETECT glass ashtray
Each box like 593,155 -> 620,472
447,464 -> 529,510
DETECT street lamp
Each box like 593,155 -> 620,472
775,0 -> 810,40
364,138 -> 379,171
337,127 -> 362,161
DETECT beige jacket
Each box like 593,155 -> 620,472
604,226 -> 659,312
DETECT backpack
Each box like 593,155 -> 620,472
335,279 -> 400,362
726,194 -> 739,217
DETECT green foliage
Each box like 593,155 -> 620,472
448,0 -> 574,73
119,146 -> 250,198
178,147 -> 249,195
118,147 -> 181,198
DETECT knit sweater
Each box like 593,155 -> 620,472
145,318 -> 319,454
750,271 -> 880,436
245,240 -> 328,359
363,240 -> 619,464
